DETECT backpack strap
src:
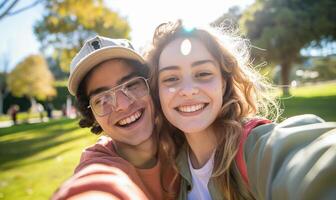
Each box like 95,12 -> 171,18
235,119 -> 272,185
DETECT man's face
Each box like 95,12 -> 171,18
86,59 -> 155,146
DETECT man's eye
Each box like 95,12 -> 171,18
126,81 -> 140,90
95,95 -> 112,106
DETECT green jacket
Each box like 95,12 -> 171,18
175,115 -> 336,200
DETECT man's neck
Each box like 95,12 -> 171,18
114,134 -> 158,169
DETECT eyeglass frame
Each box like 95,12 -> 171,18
87,76 -> 150,117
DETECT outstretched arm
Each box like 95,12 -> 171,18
51,164 -> 149,200
244,114 -> 336,200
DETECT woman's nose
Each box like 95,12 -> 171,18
178,79 -> 199,98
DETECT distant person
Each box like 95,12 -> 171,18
45,102 -> 54,119
61,104 -> 66,117
8,104 -> 19,125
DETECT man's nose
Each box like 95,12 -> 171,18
113,90 -> 135,112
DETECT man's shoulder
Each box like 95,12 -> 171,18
81,136 -> 117,158
75,136 -> 131,173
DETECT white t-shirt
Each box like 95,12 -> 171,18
187,151 -> 215,200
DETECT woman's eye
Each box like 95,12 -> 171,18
196,72 -> 213,78
162,76 -> 179,83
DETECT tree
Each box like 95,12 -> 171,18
0,52 -> 11,115
34,0 -> 131,72
0,0 -> 44,21
47,57 -> 68,80
239,0 -> 336,95
7,55 -> 56,107
211,6 -> 242,28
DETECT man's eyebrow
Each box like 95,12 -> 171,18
88,87 -> 110,98
117,72 -> 138,85
88,72 -> 139,98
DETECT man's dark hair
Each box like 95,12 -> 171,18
76,58 -> 149,134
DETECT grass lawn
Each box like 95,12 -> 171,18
0,81 -> 335,199
0,118 -> 98,200
0,112 -> 42,122
280,82 -> 336,121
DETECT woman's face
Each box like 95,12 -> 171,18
158,37 -> 225,134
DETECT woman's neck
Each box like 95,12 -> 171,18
185,126 -> 217,169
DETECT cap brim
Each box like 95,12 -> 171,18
68,47 -> 145,95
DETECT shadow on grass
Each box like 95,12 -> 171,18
0,118 -> 78,137
0,147 -> 74,170
0,119 -> 87,169
280,95 -> 336,121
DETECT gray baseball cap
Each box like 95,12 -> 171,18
68,35 -> 145,95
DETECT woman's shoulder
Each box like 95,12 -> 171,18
241,117 -> 272,133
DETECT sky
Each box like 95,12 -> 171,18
0,0 -> 255,72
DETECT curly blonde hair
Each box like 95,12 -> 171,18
145,20 -> 280,200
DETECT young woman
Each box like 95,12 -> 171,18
145,20 -> 336,200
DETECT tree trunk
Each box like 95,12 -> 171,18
281,61 -> 291,96
0,90 -> 8,115
0,91 -> 3,115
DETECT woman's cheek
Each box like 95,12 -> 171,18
159,86 -> 170,109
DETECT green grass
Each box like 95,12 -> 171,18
280,95 -> 336,121
0,111 -> 63,122
0,118 -> 98,200
289,82 -> 336,97
0,112 -> 43,122
280,82 -> 336,121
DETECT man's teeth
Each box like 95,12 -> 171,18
118,111 -> 142,126
177,104 -> 205,113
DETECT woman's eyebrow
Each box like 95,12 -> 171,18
158,65 -> 179,73
159,59 -> 216,74
191,59 -> 216,67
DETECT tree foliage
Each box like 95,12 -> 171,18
0,0 -> 43,20
34,0 -> 131,72
238,0 -> 336,95
7,55 -> 56,100
211,6 -> 242,28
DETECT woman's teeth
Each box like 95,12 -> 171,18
177,104 -> 205,113
118,111 -> 142,126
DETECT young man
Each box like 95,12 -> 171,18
52,36 -> 176,200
